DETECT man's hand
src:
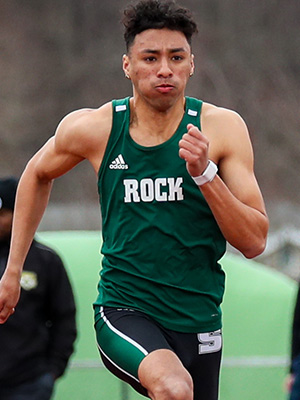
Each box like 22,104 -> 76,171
285,373 -> 295,393
0,271 -> 21,323
178,123 -> 209,177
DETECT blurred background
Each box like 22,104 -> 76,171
1,1 -> 300,399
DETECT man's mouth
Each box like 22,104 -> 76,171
155,83 -> 175,93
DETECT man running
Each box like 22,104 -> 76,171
0,1 -> 268,399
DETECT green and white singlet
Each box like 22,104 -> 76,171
95,96 -> 226,333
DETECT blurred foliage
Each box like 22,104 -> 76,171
0,0 -> 299,217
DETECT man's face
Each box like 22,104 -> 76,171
123,28 -> 194,111
0,209 -> 13,241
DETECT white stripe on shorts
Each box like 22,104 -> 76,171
97,343 -> 139,382
97,306 -> 149,382
100,306 -> 149,356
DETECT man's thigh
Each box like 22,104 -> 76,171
94,306 -> 173,397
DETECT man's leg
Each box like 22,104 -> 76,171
94,306 -> 193,399
162,328 -> 222,400
138,349 -> 193,400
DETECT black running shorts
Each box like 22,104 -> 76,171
94,306 -> 222,400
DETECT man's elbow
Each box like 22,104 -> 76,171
242,236 -> 267,259
243,215 -> 269,259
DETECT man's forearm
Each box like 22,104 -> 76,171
7,163 -> 53,273
200,175 -> 268,258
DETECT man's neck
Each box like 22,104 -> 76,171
129,96 -> 185,146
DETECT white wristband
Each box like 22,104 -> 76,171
191,160 -> 218,186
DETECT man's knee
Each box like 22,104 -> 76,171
149,374 -> 193,400
138,349 -> 193,400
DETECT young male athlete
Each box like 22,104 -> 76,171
0,1 -> 269,399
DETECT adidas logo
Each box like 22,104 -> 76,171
109,154 -> 129,170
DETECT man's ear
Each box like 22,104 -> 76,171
190,54 -> 195,77
122,54 -> 131,79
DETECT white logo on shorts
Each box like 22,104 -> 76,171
197,329 -> 222,354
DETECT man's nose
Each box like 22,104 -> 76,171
157,59 -> 173,77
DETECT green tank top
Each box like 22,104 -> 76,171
95,96 -> 226,333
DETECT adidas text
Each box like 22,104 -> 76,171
109,164 -> 128,170
109,154 -> 129,170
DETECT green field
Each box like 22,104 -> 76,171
37,231 -> 296,400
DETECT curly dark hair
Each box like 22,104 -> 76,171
123,0 -> 198,51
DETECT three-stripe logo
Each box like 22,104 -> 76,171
109,154 -> 129,170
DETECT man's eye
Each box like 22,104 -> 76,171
172,55 -> 183,61
145,56 -> 156,62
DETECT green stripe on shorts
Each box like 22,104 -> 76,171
95,307 -> 148,380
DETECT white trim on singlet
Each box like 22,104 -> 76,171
115,104 -> 127,112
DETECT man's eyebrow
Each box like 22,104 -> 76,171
141,47 -> 187,54
141,49 -> 159,54
170,47 -> 187,53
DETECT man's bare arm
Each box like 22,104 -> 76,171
179,105 -> 268,258
0,104 -> 112,323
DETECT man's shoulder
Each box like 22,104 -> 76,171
202,101 -> 241,121
201,101 -> 247,135
61,97 -> 130,143
54,101 -> 114,163
59,101 -> 113,136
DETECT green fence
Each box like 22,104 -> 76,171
37,231 -> 297,400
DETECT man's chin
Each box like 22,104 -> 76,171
150,94 -> 181,112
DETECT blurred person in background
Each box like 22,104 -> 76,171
0,177 -> 77,400
287,285 -> 300,400
0,1 -> 268,399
